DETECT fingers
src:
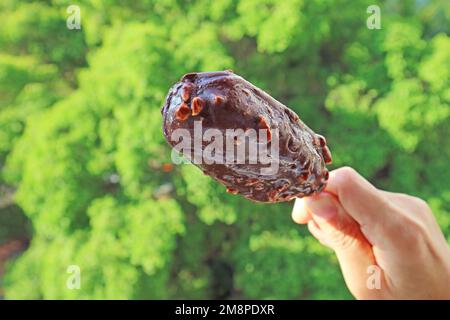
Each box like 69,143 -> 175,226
303,192 -> 370,252
292,167 -> 378,226
324,167 -> 389,226
307,220 -> 333,248
323,167 -> 402,246
292,197 -> 312,224
303,192 -> 382,298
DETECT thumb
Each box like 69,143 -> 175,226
304,192 -> 382,299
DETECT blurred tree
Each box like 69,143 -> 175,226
1,0 -> 448,299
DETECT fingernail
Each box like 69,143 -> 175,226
304,194 -> 337,221
292,198 -> 309,224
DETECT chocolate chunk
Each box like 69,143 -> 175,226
161,70 -> 332,203
175,102 -> 190,121
191,97 -> 205,116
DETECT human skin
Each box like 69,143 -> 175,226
292,167 -> 450,299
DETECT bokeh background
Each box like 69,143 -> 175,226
0,0 -> 449,299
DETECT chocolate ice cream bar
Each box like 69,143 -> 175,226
161,70 -> 331,203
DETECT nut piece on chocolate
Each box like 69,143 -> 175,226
161,70 -> 332,203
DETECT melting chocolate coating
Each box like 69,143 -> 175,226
161,70 -> 332,203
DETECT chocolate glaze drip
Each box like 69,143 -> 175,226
161,70 -> 332,203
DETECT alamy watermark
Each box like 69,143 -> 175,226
66,265 -> 81,290
367,5 -> 381,29
170,120 -> 280,175
66,5 -> 81,30
366,265 -> 381,290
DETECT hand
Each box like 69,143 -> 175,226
292,167 -> 450,299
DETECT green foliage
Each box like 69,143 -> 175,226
0,0 -> 448,299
